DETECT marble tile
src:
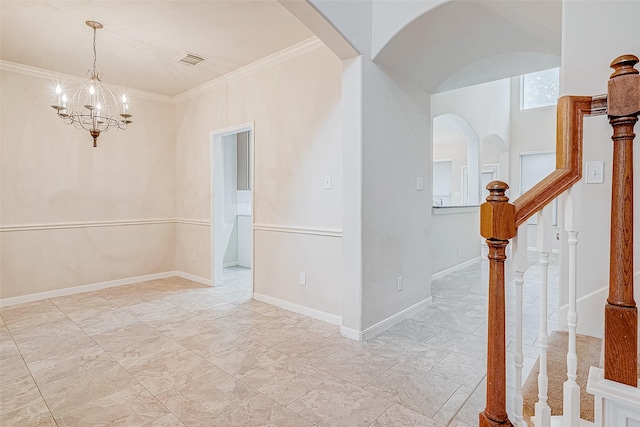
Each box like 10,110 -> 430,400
50,293 -> 118,323
273,331 -> 345,364
373,337 -> 450,370
37,359 -> 137,414
127,350 -> 217,395
432,385 -> 474,425
378,318 -> 443,342
0,402 -> 56,426
453,379 -> 486,426
0,355 -> 31,384
426,328 -> 487,359
241,321 -> 307,347
144,413 -> 186,426
0,338 -> 21,361
260,308 -> 309,324
210,394 -> 312,426
156,371 -> 257,427
236,299 -> 277,314
0,324 -> 13,343
313,346 -> 396,387
91,321 -> 162,353
296,317 -> 341,337
213,309 -> 273,330
54,384 -> 169,426
193,301 -> 239,320
17,329 -> 96,363
75,308 -> 140,336
178,327 -> 252,358
423,309 -> 486,334
137,305 -> 194,327
161,292 -> 222,311
371,404 -> 445,427
122,299 -> 182,318
0,375 -> 46,415
208,340 -> 287,378
8,317 -> 82,345
288,378 -> 393,427
109,335 -> 187,370
365,364 -> 460,418
97,285 -> 153,307
449,420 -> 475,427
243,357 -> 332,405
0,299 -> 66,326
27,344 -> 113,385
148,312 -> 219,340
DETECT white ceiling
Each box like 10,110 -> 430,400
0,1 -> 314,97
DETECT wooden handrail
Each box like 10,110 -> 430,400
479,95 -> 605,427
514,95 -> 606,226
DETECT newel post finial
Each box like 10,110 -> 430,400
610,54 -> 639,79
481,181 -> 516,241
608,54 -> 640,117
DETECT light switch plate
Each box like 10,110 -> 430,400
324,175 -> 332,189
416,177 -> 424,191
585,161 -> 604,184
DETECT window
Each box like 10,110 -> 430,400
521,67 -> 560,110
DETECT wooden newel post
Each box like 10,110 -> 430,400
605,54 -> 640,386
479,181 -> 516,427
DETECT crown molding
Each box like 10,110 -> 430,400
0,60 -> 174,104
172,36 -> 324,104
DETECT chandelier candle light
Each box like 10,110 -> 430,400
51,21 -> 132,147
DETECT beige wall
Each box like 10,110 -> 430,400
174,45 -> 344,316
0,69 -> 176,299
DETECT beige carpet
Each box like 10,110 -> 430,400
522,331 -> 602,425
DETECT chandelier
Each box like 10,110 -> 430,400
51,21 -> 132,147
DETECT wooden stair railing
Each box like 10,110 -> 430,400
479,54 -> 639,427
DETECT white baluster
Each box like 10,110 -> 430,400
563,187 -> 581,427
513,223 -> 528,427
535,205 -> 552,427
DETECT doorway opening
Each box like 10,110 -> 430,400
211,123 -> 254,297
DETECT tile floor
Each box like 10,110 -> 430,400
0,256 -> 558,426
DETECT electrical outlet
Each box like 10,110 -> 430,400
192,251 -> 197,261
416,177 -> 424,191
396,276 -> 403,291
299,272 -> 306,286
456,245 -> 460,254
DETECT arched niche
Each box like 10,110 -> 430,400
432,113 -> 480,206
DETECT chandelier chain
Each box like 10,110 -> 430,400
92,26 -> 97,76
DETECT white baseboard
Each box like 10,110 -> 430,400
431,257 -> 481,281
174,271 -> 212,286
341,297 -> 433,341
0,270 -> 213,307
252,292 -> 341,325
223,261 -> 239,268
0,271 -> 176,307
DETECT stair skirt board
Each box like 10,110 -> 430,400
522,330 -> 602,425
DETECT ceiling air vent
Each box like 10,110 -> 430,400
176,52 -> 206,66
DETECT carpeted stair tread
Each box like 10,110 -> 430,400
522,331 -> 602,425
